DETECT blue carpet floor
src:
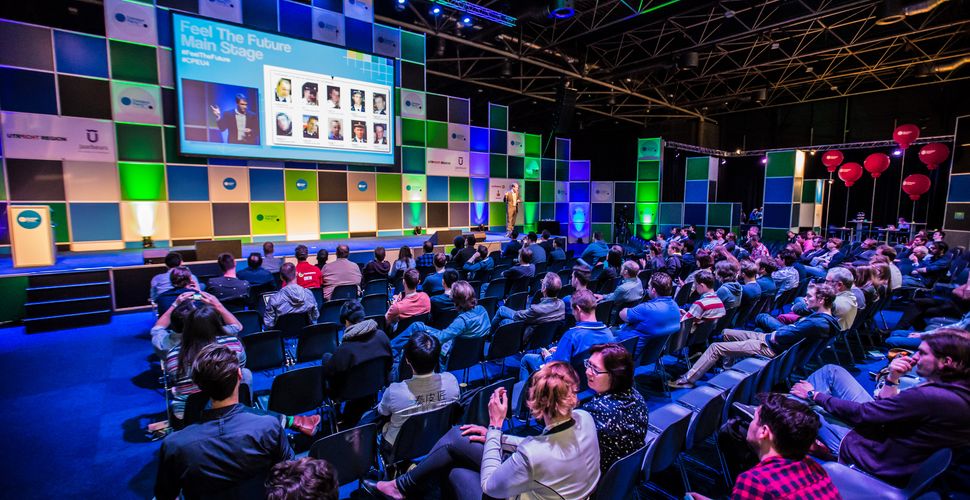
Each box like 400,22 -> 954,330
0,309 -> 896,498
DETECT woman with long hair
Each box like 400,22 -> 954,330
389,245 -> 415,280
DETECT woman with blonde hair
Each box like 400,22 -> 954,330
366,361 -> 600,500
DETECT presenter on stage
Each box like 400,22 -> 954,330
209,93 -> 260,145
504,183 -> 520,237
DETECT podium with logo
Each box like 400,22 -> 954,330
9,206 -> 56,268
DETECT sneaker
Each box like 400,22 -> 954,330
667,378 -> 695,389
290,414 -> 321,437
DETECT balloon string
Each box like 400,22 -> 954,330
870,177 -> 877,226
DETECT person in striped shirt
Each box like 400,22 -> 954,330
681,269 -> 726,325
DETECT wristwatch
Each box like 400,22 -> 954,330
488,424 -> 503,431
884,378 -> 899,386
806,390 -> 817,401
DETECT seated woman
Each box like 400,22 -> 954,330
366,362 -> 601,500
581,343 -> 650,472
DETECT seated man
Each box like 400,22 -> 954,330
462,245 -> 494,282
362,246 -> 391,283
237,253 -> 275,288
680,270 -> 726,326
739,259 -> 763,306
503,247 -> 536,284
321,244 -> 361,300
415,240 -> 436,268
430,270 -> 459,321
264,262 -> 319,329
155,267 -> 199,315
791,330 -> 970,486
154,344 -> 294,499
261,241 -> 283,274
595,260 -> 643,308
772,248 -> 801,293
756,258 -> 778,297
714,259 -> 743,311
294,244 -> 322,290
803,238 -> 843,279
377,332 -> 460,447
420,253 -> 448,296
903,241 -> 951,287
491,272 -> 566,339
150,252 -> 200,302
549,237 -> 567,263
206,253 -> 251,304
454,235 -> 478,269
689,393 -> 839,500
501,229 -> 522,259
325,300 -> 392,428
538,230 -> 555,256
669,283 -> 840,389
266,457 -> 338,500
887,283 -> 970,349
525,232 -> 547,265
385,268 -> 432,330
757,267 -> 857,333
562,264 -> 592,311
617,272 -> 682,358
520,289 -> 613,380
579,231 -> 609,267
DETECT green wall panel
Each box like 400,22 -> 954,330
449,177 -> 469,201
707,203 -> 732,227
119,162 -> 166,201
109,40 -> 158,84
321,232 -> 350,240
635,224 -> 657,240
401,118 -> 425,146
251,202 -> 285,234
284,170 -> 318,201
686,157 -> 711,180
489,154 -> 507,178
426,121 -> 448,149
635,203 -> 658,226
766,151 -> 796,178
163,126 -> 205,165
540,181 -> 554,202
489,105 -> 508,130
591,223 -> 612,244
636,181 -> 660,202
524,157 -> 540,180
401,146 -> 425,174
488,201 -> 506,227
525,134 -> 541,157
0,276 -> 28,323
523,202 -> 539,232
400,30 -> 425,64
637,160 -> 661,181
376,174 -> 402,202
117,123 -> 163,162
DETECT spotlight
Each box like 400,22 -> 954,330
876,0 -> 906,25
892,148 -> 903,157
435,38 -> 446,56
810,150 -> 817,156
549,0 -> 575,19
142,236 -> 155,248
395,0 -> 407,11
720,159 -> 726,165
761,157 -> 768,165
429,4 -> 442,16
735,148 -> 742,154
501,59 -> 512,77
459,13 -> 473,26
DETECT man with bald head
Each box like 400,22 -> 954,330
321,244 -> 362,300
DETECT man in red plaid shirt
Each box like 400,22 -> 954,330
690,393 -> 841,500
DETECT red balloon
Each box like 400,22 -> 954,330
893,124 -> 920,149
821,150 -> 844,173
918,142 -> 950,170
838,162 -> 863,187
902,173 -> 931,201
864,153 -> 891,178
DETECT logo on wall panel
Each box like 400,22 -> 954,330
312,7 -> 345,45
256,212 -> 281,222
401,91 -> 425,119
223,177 -> 237,190
296,179 -> 308,191
105,0 -> 157,45
343,0 -> 374,22
199,0 -> 244,24
1,112 -> 116,161
16,210 -> 42,230
113,83 -> 162,124
357,181 -> 369,192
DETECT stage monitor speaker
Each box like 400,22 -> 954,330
469,232 -> 487,243
143,249 -> 169,265
551,80 -> 578,134
196,239 -> 243,261
430,230 -> 462,246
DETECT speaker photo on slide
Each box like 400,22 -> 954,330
181,79 -> 261,145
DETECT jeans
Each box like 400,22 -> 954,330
519,353 -> 544,381
755,313 -> 784,332
682,329 -> 775,383
491,305 -> 517,331
805,364 -> 874,456
396,426 -> 486,498
804,265 -> 828,279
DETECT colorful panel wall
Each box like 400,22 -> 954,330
632,137 -> 663,240
799,179 -> 825,230
684,156 -> 719,232
943,116 -> 970,246
762,150 -> 806,241
0,2 -> 589,250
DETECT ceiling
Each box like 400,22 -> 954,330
375,0 -> 970,129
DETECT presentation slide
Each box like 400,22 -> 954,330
172,13 -> 395,165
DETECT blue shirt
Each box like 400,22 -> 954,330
421,271 -> 445,295
550,248 -> 566,262
463,257 -> 495,281
757,276 -> 777,297
580,240 -> 609,264
616,296 -> 681,356
741,281 -> 762,304
549,321 -> 615,363
416,252 -> 436,268
529,243 -> 547,264
237,266 -> 275,287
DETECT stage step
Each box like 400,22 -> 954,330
24,270 -> 113,333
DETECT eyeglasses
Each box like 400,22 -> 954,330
584,359 -> 608,375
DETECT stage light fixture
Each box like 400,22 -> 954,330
142,236 -> 155,248
459,13 -> 473,26
761,157 -> 768,165
413,225 -> 423,235
876,0 -> 906,25
502,59 -> 512,76
810,150 -> 817,155
549,0 -> 575,19
892,148 -> 903,157
430,4 -> 442,15
720,159 -> 726,165
395,0 -> 407,11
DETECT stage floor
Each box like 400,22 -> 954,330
0,232 -> 510,276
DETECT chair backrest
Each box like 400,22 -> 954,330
483,278 -> 507,299
478,296 -> 499,319
776,339 -> 805,384
364,279 -> 388,297
594,445 -> 648,500
618,336 -> 639,356
392,312 -> 430,338
507,276 -> 531,295
296,322 -> 340,363
570,349 -> 594,393
364,314 -> 387,334
417,265 -> 435,281
522,320 -> 563,351
642,403 -> 692,479
309,423 -> 378,486
723,369 -> 760,420
677,385 -> 727,450
505,291 -> 530,311
387,403 -> 458,465
637,332 -> 672,367
362,293 -> 388,317
557,269 -> 573,286
731,295 -> 759,329
182,391 -> 209,428
445,335 -> 486,372
241,330 -> 285,372
276,313 -> 310,339
687,319 -> 718,350
269,365 -> 324,415
486,321 -> 525,361
331,284 -> 359,301
595,300 -> 614,325
461,377 -> 515,425
557,284 -> 575,299
668,319 -> 693,354
430,307 -> 460,330
674,284 -> 694,306
903,448 -> 954,497
311,287 -> 324,311
331,356 -> 389,401
235,310 -> 262,336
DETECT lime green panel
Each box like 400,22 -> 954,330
284,170 -> 318,201
524,157 -> 540,180
426,121 -> 448,149
449,177 -> 469,201
321,232 -> 350,240
117,123 -> 163,162
251,202 -> 286,235
635,224 -> 657,240
637,160 -> 661,181
488,201 -> 506,226
0,170 -> 6,200
523,202 -> 539,233
540,181 -> 554,202
635,203 -> 659,226
489,105 -> 508,130
376,174 -> 402,202
109,40 -> 158,84
766,150 -> 796,178
119,162 -> 166,201
401,118 -> 425,147
686,157 -> 711,180
636,181 -> 660,202
591,223 -> 612,244
216,236 -> 252,243
708,203 -> 732,227
489,154 -> 507,178
801,179 -> 823,203
400,30 -> 425,64
163,126 -> 205,165
401,146 -> 425,174
525,134 -> 542,157
0,276 -> 28,322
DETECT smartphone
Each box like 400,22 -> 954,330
192,292 -> 202,301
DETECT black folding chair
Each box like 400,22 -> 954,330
445,335 -> 486,385
362,293 -> 389,317
320,299 -> 347,325
378,403 -> 458,478
276,313 -> 310,339
242,330 -> 285,373
268,366 -> 324,427
309,423 -> 378,489
391,312 -> 430,339
483,321 -> 525,381
325,356 -> 390,433
521,320 -> 563,352
504,291 -> 529,311
235,310 -> 262,336
461,377 -> 514,426
296,323 -> 340,364
331,284 -> 359,301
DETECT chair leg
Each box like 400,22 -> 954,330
713,436 -> 733,488
677,455 -> 691,493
